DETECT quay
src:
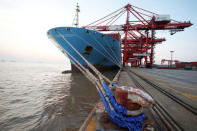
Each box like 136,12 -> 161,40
80,68 -> 197,131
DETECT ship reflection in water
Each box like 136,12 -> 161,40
0,62 -> 116,131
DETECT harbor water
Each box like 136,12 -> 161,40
0,62 -> 116,131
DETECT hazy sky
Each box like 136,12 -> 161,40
0,0 -> 197,64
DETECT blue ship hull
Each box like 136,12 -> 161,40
47,27 -> 121,72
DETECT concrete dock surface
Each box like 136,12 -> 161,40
125,67 -> 197,131
83,68 -> 197,131
131,68 -> 197,109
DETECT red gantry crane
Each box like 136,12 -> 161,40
161,59 -> 180,68
83,4 -> 192,68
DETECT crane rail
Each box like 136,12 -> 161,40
125,68 -> 197,130
128,68 -> 197,116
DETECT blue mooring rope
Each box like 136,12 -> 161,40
99,82 -> 145,131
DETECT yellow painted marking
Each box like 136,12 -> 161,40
86,116 -> 96,131
131,69 -> 197,101
167,87 -> 197,102
136,71 -> 197,91
133,69 -> 196,89
155,77 -> 194,87
157,82 -> 196,91
158,82 -> 197,102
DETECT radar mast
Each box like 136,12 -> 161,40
72,3 -> 80,27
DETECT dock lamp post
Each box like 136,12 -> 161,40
170,51 -> 174,67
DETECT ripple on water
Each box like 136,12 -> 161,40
0,62 -> 116,131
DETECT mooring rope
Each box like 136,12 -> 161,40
55,30 -> 145,131
70,30 -> 121,67
57,31 -> 111,84
102,35 -> 122,67
87,32 -> 121,67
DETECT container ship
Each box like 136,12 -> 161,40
47,3 -> 122,72
47,27 -> 121,72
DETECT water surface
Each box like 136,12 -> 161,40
0,62 -> 116,131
